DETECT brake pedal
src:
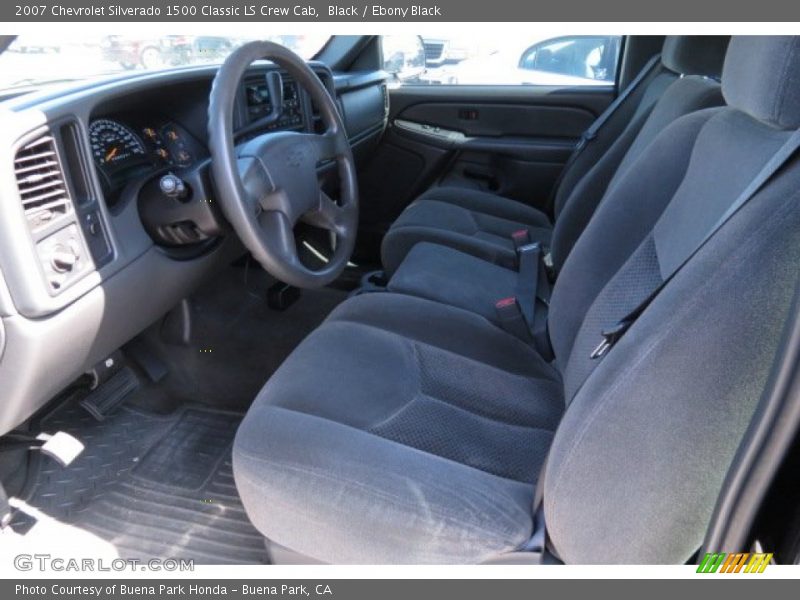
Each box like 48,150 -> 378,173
80,366 -> 139,421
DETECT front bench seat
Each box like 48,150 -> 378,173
235,293 -> 563,563
380,35 -> 730,275
233,36 -> 800,564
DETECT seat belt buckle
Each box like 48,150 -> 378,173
495,297 -> 532,342
590,320 -> 630,360
511,229 -> 532,250
516,240 -> 542,276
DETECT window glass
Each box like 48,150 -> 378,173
381,35 -> 427,83
0,35 -> 330,91
384,35 -> 622,86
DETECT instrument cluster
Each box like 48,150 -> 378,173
88,117 -> 203,205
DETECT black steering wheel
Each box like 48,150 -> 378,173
208,41 -> 358,288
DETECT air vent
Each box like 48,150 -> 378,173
14,134 -> 73,232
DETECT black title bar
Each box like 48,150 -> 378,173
4,0 -> 800,21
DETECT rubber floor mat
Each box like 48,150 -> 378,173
133,409 -> 241,490
23,401 -> 268,564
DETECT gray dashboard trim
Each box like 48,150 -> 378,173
333,70 -> 390,92
0,237 -> 242,436
0,110 -> 147,318
0,61 -> 342,319
0,57 -> 386,437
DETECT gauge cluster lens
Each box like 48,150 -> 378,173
162,124 -> 194,167
89,119 -> 146,168
88,116 -> 202,207
142,126 -> 171,165
89,118 -> 197,173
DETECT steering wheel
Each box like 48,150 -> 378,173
208,41 -> 358,288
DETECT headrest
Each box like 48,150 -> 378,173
661,36 -> 730,78
722,36 -> 800,130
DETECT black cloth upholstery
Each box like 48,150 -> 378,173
381,188 -> 553,273
234,293 -> 562,564
381,37 -> 728,275
661,35 -> 730,78
722,36 -> 800,129
233,36 -> 800,565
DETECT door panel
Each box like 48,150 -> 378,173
398,102 -> 596,138
355,84 -> 615,262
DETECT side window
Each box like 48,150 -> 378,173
381,35 -> 427,85
519,36 -> 620,83
382,35 -> 622,86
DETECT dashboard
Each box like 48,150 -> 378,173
88,73 -> 309,208
0,60 -> 389,437
89,117 -> 204,204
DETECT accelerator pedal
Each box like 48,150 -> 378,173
80,365 -> 140,421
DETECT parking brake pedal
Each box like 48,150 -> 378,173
37,432 -> 85,467
80,365 -> 140,421
0,431 -> 84,466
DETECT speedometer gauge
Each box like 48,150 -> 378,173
89,119 -> 146,168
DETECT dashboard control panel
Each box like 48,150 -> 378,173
36,223 -> 89,291
243,77 -> 304,130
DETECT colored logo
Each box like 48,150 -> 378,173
697,552 -> 773,573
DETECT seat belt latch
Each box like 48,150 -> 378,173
542,251 -> 555,281
516,241 -> 542,280
590,319 -> 631,360
511,229 -> 532,250
495,297 -> 532,342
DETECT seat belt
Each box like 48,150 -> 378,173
495,233 -> 554,359
547,53 -> 662,209
516,242 -> 553,358
591,127 -> 800,360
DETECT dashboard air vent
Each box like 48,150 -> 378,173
14,134 -> 73,232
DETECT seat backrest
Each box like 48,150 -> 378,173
544,36 -> 800,564
550,36 -> 730,272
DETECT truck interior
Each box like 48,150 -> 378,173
1,34 -> 800,565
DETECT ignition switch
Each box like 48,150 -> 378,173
159,173 -> 188,200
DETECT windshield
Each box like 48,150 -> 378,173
0,34 -> 330,91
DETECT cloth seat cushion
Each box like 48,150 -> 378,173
386,241 -> 520,323
233,293 -> 563,564
380,38 -> 729,277
380,187 -> 553,274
